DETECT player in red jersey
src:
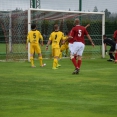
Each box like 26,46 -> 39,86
69,18 -> 94,74
113,30 -> 117,63
68,24 -> 90,60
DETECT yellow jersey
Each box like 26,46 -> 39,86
49,31 -> 64,48
27,30 -> 43,44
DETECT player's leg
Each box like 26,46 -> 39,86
77,56 -> 82,69
38,53 -> 46,67
56,48 -> 61,67
77,43 -> 85,69
114,51 -> 117,63
36,45 -> 46,67
70,42 -> 79,74
72,42 -> 85,74
59,45 -> 65,59
114,44 -> 117,63
52,48 -> 60,69
30,43 -> 35,67
65,46 -> 69,57
107,47 -> 115,61
52,48 -> 58,69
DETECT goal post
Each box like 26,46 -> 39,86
28,9 -> 31,62
28,8 -> 105,61
102,12 -> 105,58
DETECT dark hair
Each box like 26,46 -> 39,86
103,35 -> 107,38
54,24 -> 59,30
31,24 -> 36,30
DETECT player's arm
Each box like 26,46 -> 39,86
104,43 -> 107,52
26,34 -> 30,50
86,34 -> 95,47
39,34 -> 44,46
85,24 -> 90,29
63,30 -> 73,42
46,40 -> 52,50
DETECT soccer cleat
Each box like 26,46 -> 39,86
72,68 -> 79,74
31,65 -> 36,68
56,64 -> 61,67
52,67 -> 58,70
107,59 -> 114,62
40,63 -> 46,67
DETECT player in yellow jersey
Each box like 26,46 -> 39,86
46,24 -> 65,69
26,24 -> 46,68
59,32 -> 69,59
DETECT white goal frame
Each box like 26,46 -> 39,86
28,8 -> 105,61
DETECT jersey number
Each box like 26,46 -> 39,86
78,30 -> 82,37
33,33 -> 36,40
55,34 -> 57,40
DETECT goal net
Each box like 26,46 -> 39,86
28,8 -> 105,61
0,11 -> 28,60
0,9 -> 105,61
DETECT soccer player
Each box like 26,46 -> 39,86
113,30 -> 117,63
103,35 -> 115,61
59,32 -> 69,59
67,24 -> 90,60
46,24 -> 65,69
26,24 -> 46,68
69,18 -> 94,74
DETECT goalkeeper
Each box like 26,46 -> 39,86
103,35 -> 115,62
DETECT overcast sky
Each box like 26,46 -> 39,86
0,0 -> 117,13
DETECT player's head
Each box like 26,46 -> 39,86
31,24 -> 36,30
103,35 -> 107,39
54,24 -> 59,31
74,18 -> 80,25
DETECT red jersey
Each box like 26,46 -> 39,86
113,30 -> 117,43
69,25 -> 88,44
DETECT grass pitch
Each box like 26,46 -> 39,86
0,58 -> 117,117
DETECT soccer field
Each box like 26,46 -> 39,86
0,58 -> 117,117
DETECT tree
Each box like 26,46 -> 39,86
93,6 -> 98,12
104,9 -> 111,19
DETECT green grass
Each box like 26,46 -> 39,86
0,58 -> 117,117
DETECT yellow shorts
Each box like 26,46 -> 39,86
30,43 -> 41,54
52,48 -> 60,57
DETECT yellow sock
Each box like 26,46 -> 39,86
66,49 -> 68,56
59,52 -> 62,59
30,57 -> 34,66
53,58 -> 58,68
39,56 -> 43,66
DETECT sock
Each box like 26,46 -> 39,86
59,52 -> 62,59
30,57 -> 34,66
53,58 -> 58,68
115,53 -> 117,60
77,60 -> 82,69
74,55 -> 77,60
66,49 -> 68,56
109,53 -> 115,60
71,58 -> 78,68
38,56 -> 43,66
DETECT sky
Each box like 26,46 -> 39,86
0,0 -> 117,13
